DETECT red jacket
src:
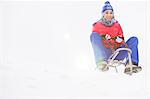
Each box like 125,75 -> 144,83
92,21 -> 124,49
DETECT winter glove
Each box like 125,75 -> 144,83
101,34 -> 111,40
115,36 -> 128,48
116,36 -> 123,43
105,34 -> 111,40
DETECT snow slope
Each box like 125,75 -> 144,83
0,1 -> 149,99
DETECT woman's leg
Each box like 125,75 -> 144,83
115,36 -> 139,65
90,32 -> 112,64
126,36 -> 139,64
124,37 -> 141,74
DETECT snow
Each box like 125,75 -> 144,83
0,1 -> 150,99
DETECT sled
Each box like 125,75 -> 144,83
106,48 -> 135,75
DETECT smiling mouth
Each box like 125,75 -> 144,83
106,18 -> 112,21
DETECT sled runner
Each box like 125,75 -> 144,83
102,48 -> 141,75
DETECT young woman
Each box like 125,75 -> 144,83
90,1 -> 142,74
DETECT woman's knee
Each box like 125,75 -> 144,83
127,36 -> 138,45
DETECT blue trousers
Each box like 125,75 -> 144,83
90,32 -> 139,65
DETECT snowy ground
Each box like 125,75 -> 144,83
0,1 -> 150,99
0,63 -> 149,99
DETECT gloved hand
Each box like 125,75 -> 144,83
116,36 -> 123,43
105,34 -> 111,40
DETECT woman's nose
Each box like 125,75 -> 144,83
108,14 -> 112,16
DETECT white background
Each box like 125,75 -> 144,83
0,0 -> 150,99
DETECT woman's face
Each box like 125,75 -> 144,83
103,10 -> 114,21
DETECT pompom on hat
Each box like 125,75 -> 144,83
102,1 -> 114,13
